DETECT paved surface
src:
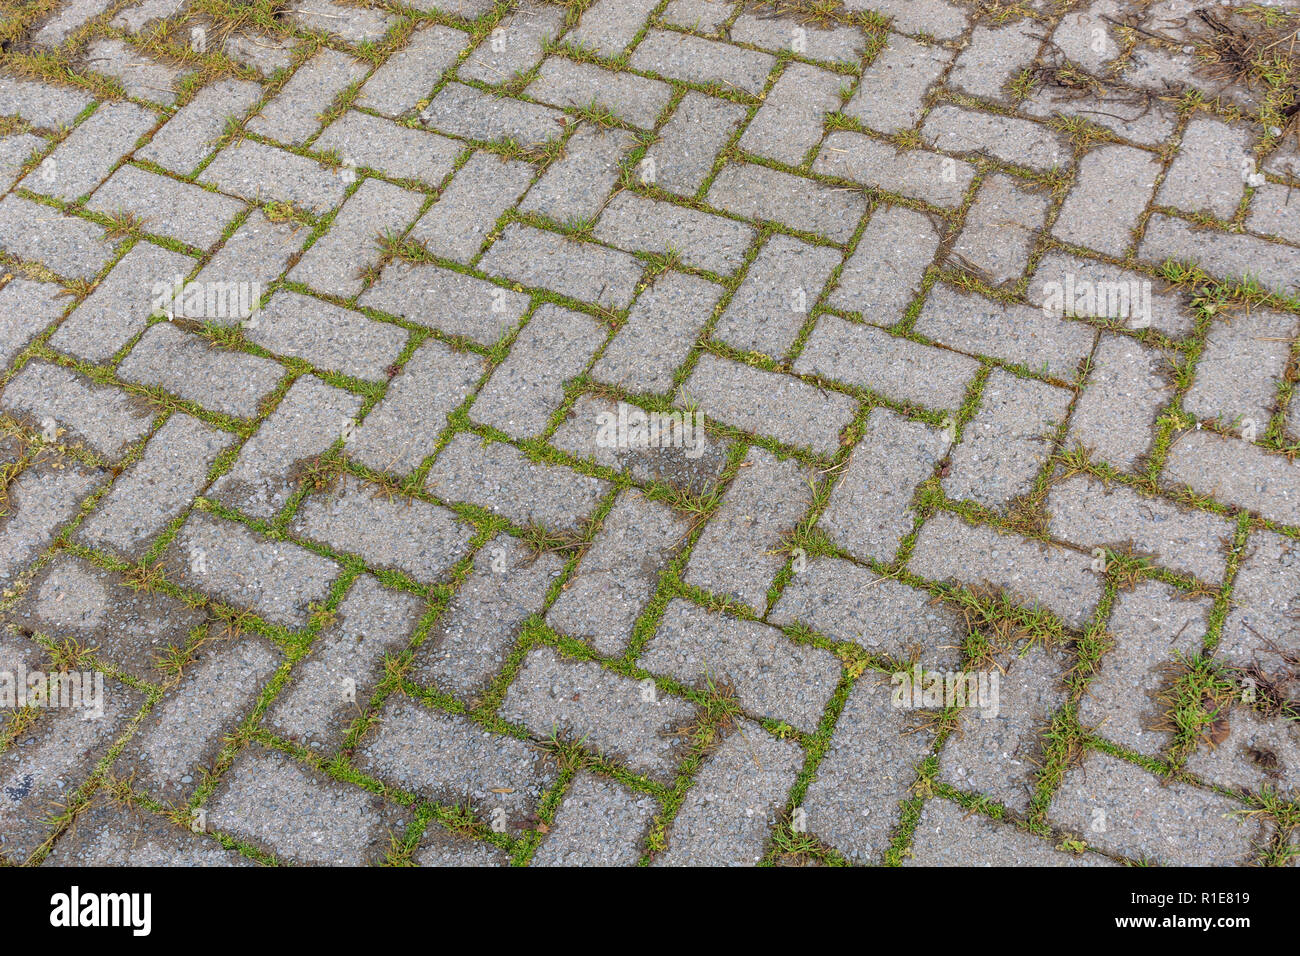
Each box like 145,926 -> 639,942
1,0 -> 1299,867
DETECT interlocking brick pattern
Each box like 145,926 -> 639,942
1,0 -> 1299,868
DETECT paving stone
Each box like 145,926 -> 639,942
77,412 -> 231,558
1163,429 -> 1300,528
943,368 -> 1072,510
801,674 -> 935,863
208,744 -> 405,865
549,393 -> 732,496
948,21 -> 1043,100
289,0 -> 396,45
1184,706 -> 1300,797
1081,580 -> 1211,757
0,278 -> 67,369
684,352 -> 858,456
88,163 -> 245,251
769,557 -> 965,669
819,407 -> 948,561
408,152 -> 533,263
314,110 -> 462,186
354,25 -> 466,118
163,512 -> 342,627
356,696 -> 558,834
707,161 -> 867,242
117,323 -> 284,419
266,575 -> 424,751
528,57 -> 673,130
914,283 -> 1095,380
20,101 -> 155,201
138,79 -> 262,175
357,259 -> 529,345
10,553 -> 208,683
662,0 -> 734,32
644,599 -> 840,732
1054,145 -> 1161,257
590,270 -> 723,393
951,173 -> 1049,286
518,124 -> 634,223
655,719 -> 802,866
0,78 -> 93,129
1066,336 -> 1172,472
594,191 -> 756,276
2,359 -> 154,460
910,512 -> 1104,629
415,533 -> 564,696
289,178 -> 424,297
0,131 -> 46,190
532,772 -> 655,866
112,0 -> 184,33
1140,212 -> 1300,297
546,491 -> 687,654
500,646 -> 695,783
682,445 -> 812,610
937,644 -> 1067,812
845,34 -> 951,134
1246,182 -> 1300,244
345,336 -> 484,476
460,2 -> 565,86
813,131 -> 976,208
46,241 -> 194,363
922,105 -> 1070,171
738,61 -> 842,166
478,223 -> 644,308
188,208 -> 303,304
825,203 -> 943,320
0,193 -> 117,279
211,375 -> 363,519
1184,311 -> 1298,431
729,12 -> 865,63
292,475 -> 473,583
199,139 -> 350,214
906,798 -> 1111,867
854,0 -> 968,38
642,91 -> 748,197
419,81 -> 567,144
1029,250 -> 1195,339
1216,528 -> 1300,669
0,457 -> 100,583
629,30 -> 777,96
222,32 -> 298,75
1048,750 -> 1258,865
1021,86 -> 1180,148
567,0 -> 658,57
416,825 -> 509,866
795,314 -> 979,412
121,633 -> 280,801
84,38 -> 189,105
45,796 -> 253,866
712,233 -> 839,356
426,432 -> 611,534
473,304 -> 606,438
247,291 -> 408,383
1156,116 -> 1250,221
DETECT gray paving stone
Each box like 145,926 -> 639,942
1216,528 -> 1300,669
356,696 -> 557,834
415,533 -> 564,697
2,359 -> 154,460
813,132 -> 976,209
1081,580 -> 1211,757
478,223 -> 644,308
1066,335 -> 1171,472
292,475 -> 473,583
0,131 -> 46,191
117,323 -> 284,419
738,61 -> 841,166
426,431 -> 611,534
1054,145 -> 1161,257
45,796 -> 253,866
1021,86 -> 1180,148
188,208 -> 303,305
199,139 -> 350,214
357,260 -> 529,345
795,315 -> 979,412
595,190 -> 755,276
1184,311 -> 1297,431
684,352 -> 858,456
590,270 -> 723,394
500,646 -> 694,783
0,78 -> 93,129
0,278 -> 66,369
0,457 -> 100,583
112,0 -> 184,33
266,575 -> 424,751
416,825 -> 509,866
844,34 -> 951,134
460,2 -> 565,86
568,0 -> 659,57
354,25 -> 466,118
707,161 -> 866,242
137,79 -> 262,175
922,104 -> 1070,171
532,772 -> 655,866
222,33 -> 298,75
77,412 -> 231,558
655,719 -> 802,866
1028,250 -> 1195,338
629,30 -> 777,96
729,12 -> 865,63
420,81 -> 567,144
642,91 -> 747,197
910,512 -> 1104,630
1156,116 -> 1250,221
208,744 -> 406,865
164,512 -> 342,628
546,491 -> 687,655
0,193 -> 117,279
943,368 -> 1072,510
518,124 -> 634,224
1048,0 -> 1123,72
88,163 -> 245,251
1163,429 -> 1300,528
1048,750 -> 1258,865
712,234 -> 839,356
83,38 -> 189,106
527,57 -> 673,130
247,292 -> 408,383
211,374 -> 362,519
819,407 -> 948,562
1246,182 -> 1300,245
20,101 -> 156,201
662,0 -> 733,32
801,673 -> 935,863
314,110 -> 462,186
473,304 -> 606,438
1139,213 -> 1300,296
769,557 -> 965,669
906,799 -> 1111,867
289,0 -> 396,45
948,21 -> 1043,100
682,445 -> 813,610
951,173 -> 1050,286
825,203 -> 942,319
408,152 -> 534,264
1184,706 -> 1300,798
855,0 -> 968,38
